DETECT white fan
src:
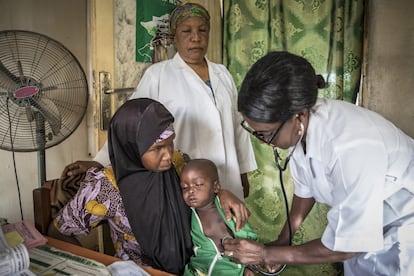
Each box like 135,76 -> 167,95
0,30 -> 88,185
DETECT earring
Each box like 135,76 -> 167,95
298,122 -> 304,136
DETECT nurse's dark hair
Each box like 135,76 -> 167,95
238,51 -> 326,123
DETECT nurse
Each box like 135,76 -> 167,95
65,1 -> 257,201
223,51 -> 414,275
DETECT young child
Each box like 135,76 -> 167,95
180,158 -> 257,276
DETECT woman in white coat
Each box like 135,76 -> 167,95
95,2 -> 256,200
65,2 -> 256,203
223,51 -> 414,275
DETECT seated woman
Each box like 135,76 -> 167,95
49,98 -> 249,275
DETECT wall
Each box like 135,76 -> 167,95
112,0 -> 149,109
0,0 -> 90,223
362,0 -> 414,138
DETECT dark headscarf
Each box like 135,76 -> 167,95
108,98 -> 192,275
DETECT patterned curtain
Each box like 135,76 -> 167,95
223,1 -> 364,275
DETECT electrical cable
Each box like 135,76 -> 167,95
6,97 -> 24,221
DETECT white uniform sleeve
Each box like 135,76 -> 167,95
321,139 -> 387,252
130,65 -> 160,99
225,68 -> 257,174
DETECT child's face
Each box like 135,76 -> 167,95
180,167 -> 218,209
141,134 -> 175,172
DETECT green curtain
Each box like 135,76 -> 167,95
223,1 -> 364,275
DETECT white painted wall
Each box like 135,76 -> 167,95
362,0 -> 414,138
0,0 -> 91,223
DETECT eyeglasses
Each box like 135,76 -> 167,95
240,120 -> 286,145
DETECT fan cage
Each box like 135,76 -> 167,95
0,30 -> 88,152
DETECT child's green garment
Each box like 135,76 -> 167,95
183,197 -> 258,276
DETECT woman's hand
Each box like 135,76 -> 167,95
218,189 -> 250,231
222,238 -> 265,264
224,238 -> 286,274
61,160 -> 103,177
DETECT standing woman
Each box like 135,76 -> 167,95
93,1 -> 257,200
223,51 -> 414,275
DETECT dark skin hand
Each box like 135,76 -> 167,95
61,160 -> 103,177
223,237 -> 358,267
223,195 -> 358,267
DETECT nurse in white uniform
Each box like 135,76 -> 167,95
63,2 -> 257,203
223,51 -> 414,276
94,2 -> 257,200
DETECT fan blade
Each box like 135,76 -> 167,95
0,71 -> 18,91
30,98 -> 62,135
17,60 -> 25,84
40,85 -> 59,92
0,61 -> 20,89
26,106 -> 35,122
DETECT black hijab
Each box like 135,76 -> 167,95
108,98 -> 192,274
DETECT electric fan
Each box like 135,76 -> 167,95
0,30 -> 88,185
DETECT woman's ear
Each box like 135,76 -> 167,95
295,109 -> 310,126
297,109 -> 309,119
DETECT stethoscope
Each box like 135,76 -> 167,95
247,122 -> 305,275
274,121 -> 304,171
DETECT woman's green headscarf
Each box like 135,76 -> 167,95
169,1 -> 210,35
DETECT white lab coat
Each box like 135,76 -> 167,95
95,53 -> 257,199
289,99 -> 414,275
